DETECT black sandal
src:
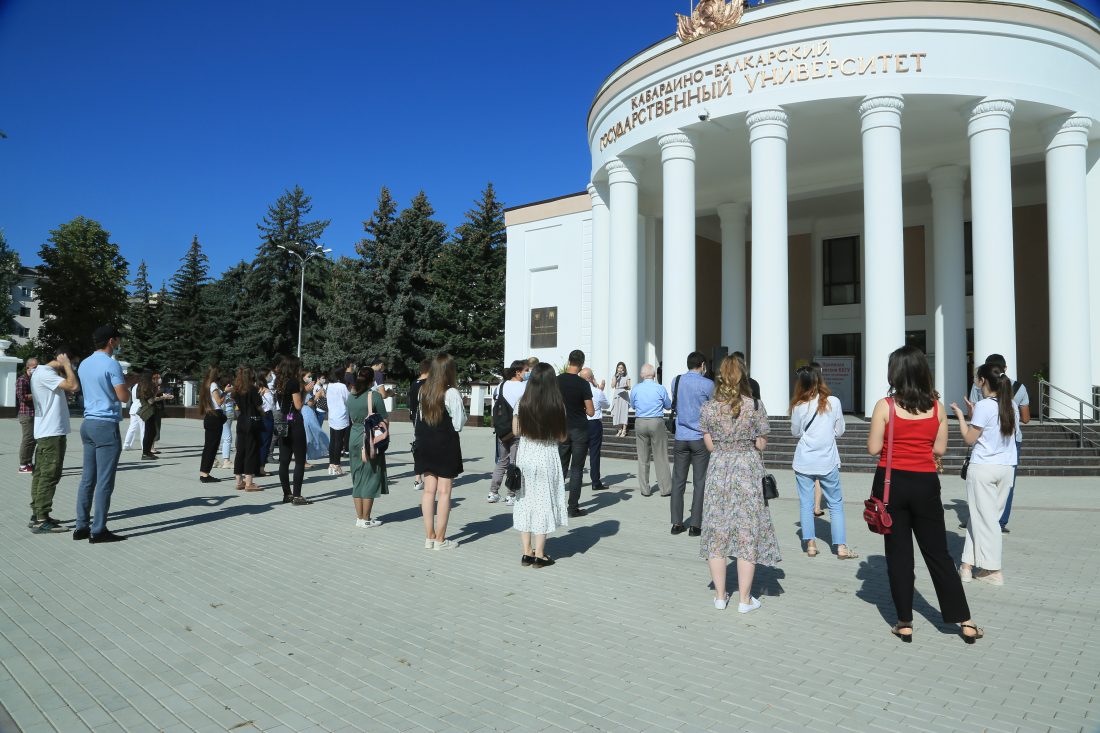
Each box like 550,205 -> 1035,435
891,622 -> 913,643
959,623 -> 984,644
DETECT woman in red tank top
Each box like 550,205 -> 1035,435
866,346 -> 983,644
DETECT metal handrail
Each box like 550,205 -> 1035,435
1037,379 -> 1100,449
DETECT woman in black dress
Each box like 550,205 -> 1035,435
414,353 -> 466,550
276,356 -> 311,505
198,366 -> 226,484
232,365 -> 263,492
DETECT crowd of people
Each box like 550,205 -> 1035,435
17,323 -> 1029,642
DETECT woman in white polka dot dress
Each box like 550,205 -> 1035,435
512,362 -> 569,568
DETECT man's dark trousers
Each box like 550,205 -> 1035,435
559,426 -> 589,511
671,439 -> 709,529
587,420 -> 604,487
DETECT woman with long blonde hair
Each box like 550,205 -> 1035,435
698,355 -> 780,613
790,366 -> 856,559
414,353 -> 466,550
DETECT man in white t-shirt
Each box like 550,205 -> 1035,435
488,360 -> 528,505
29,345 -> 80,533
965,353 -> 1030,532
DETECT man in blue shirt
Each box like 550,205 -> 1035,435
630,363 -> 672,497
670,352 -> 714,536
73,325 -> 131,543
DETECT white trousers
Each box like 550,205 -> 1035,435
123,415 -> 145,450
961,463 -> 1014,570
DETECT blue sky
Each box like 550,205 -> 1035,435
0,0 -> 695,286
3,0 -> 1097,287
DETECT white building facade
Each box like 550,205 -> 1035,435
505,0 -> 1100,416
8,267 -> 42,344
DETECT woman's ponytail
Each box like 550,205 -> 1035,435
977,362 -> 1016,438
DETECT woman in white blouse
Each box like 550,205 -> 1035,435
413,353 -> 466,550
951,362 -> 1019,586
790,366 -> 857,559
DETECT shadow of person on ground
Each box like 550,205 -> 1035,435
120,503 -> 275,538
454,471 -> 493,488
855,555 -> 957,633
450,512 -> 515,545
377,497 -> 466,525
708,563 -> 787,598
944,498 -> 969,528
547,519 -> 620,559
581,488 -> 631,514
109,495 -> 235,522
598,473 -> 631,487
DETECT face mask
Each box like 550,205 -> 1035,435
522,371 -> 530,381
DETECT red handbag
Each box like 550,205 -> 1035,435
864,397 -> 895,535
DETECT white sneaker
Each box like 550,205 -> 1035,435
714,595 -> 729,610
414,480 -> 424,491
486,493 -> 500,504
504,495 -> 516,507
424,538 -> 434,550
433,539 -> 459,551
355,518 -> 366,528
362,519 -> 382,528
959,565 -> 973,582
738,597 -> 761,614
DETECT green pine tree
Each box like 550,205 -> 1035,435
148,283 -> 173,375
124,260 -> 157,370
0,230 -> 21,337
164,235 -> 212,375
238,186 -> 331,362
36,217 -> 129,355
203,261 -> 252,367
431,183 -> 506,380
319,255 -> 369,368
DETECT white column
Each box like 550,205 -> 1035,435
717,202 -> 748,351
747,108 -> 790,410
587,182 -> 611,381
1045,115 -> 1094,411
928,165 -> 968,406
968,98 -> 1018,376
860,95 -> 906,416
644,215 -> 659,367
660,132 -> 697,383
606,158 -> 642,380
1088,142 -> 1100,389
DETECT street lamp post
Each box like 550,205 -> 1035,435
277,242 -> 332,358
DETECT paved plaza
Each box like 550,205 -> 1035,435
1,417 -> 1098,732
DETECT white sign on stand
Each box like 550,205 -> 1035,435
816,356 -> 856,413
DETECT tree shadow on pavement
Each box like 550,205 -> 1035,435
547,520 -> 620,559
855,555 -> 958,633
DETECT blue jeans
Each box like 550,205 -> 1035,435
220,419 -> 234,459
75,419 -> 123,535
794,467 -> 846,545
999,440 -> 1021,527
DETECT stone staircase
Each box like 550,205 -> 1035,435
598,416 -> 1100,476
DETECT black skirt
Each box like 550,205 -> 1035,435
413,413 -> 463,479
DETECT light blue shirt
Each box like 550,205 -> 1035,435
78,351 -> 125,422
672,371 -> 715,441
630,378 -> 671,418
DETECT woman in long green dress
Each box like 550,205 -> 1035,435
347,367 -> 388,528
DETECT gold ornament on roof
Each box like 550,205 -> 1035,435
676,0 -> 745,43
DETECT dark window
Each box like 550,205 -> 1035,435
905,330 -> 927,354
17,327 -> 29,338
823,236 -> 860,306
963,222 -> 973,297
530,307 -> 557,349
19,286 -> 31,298
18,306 -> 30,317
821,332 -> 862,410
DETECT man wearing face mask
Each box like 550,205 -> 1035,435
73,325 -> 131,543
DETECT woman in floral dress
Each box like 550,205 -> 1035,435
699,355 -> 781,613
610,362 -> 631,437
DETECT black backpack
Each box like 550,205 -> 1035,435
493,391 -> 515,441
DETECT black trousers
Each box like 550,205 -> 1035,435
200,412 -> 226,473
872,467 -> 971,624
587,420 -> 603,486
279,420 -> 307,496
329,426 -> 349,465
558,425 -> 589,511
671,438 -> 709,529
234,420 -> 261,476
142,415 -> 159,455
259,412 -> 273,465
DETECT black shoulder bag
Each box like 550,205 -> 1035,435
665,375 -> 681,434
753,398 -> 779,504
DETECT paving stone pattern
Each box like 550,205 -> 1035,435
1,418 -> 1098,732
